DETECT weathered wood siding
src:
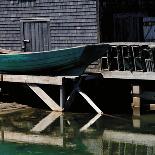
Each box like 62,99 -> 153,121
0,0 -> 97,51
99,0 -> 155,42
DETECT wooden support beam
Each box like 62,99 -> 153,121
1,74 -> 63,85
133,106 -> 140,117
60,115 -> 64,135
31,112 -> 62,132
28,84 -> 63,111
150,104 -> 155,110
78,90 -> 103,114
132,85 -> 141,96
132,85 -> 141,117
0,74 -> 77,111
132,97 -> 140,107
80,114 -> 102,132
0,74 -> 77,85
132,116 -> 140,128
101,71 -> 155,80
60,78 -> 65,109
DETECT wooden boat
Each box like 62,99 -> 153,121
0,44 -> 109,76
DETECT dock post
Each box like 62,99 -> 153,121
132,116 -> 140,128
60,115 -> 64,135
60,77 -> 65,109
132,85 -> 141,117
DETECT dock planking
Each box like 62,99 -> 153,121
0,74 -> 104,114
0,74 -> 77,85
0,74 -> 78,112
1,42 -> 155,114
86,42 -> 155,80
101,71 -> 155,80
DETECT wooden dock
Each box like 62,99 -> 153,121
0,74 -> 75,112
100,42 -> 155,79
1,42 -> 155,115
87,42 -> 155,116
0,74 -> 103,114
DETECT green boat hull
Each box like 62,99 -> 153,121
0,44 -> 109,76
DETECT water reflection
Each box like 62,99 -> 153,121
0,109 -> 155,154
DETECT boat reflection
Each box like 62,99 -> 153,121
0,108 -> 155,154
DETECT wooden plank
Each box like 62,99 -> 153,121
60,115 -> 64,135
20,18 -> 50,23
80,114 -> 101,132
1,74 -> 65,85
102,71 -> 155,80
35,22 -> 39,52
150,104 -> 155,110
22,22 -> 29,52
96,0 -> 100,43
28,84 -> 63,111
0,131 -> 63,146
31,111 -> 62,132
107,42 -> 155,46
39,22 -> 44,51
102,71 -> 134,79
133,106 -> 140,117
31,22 -> 36,52
38,22 -> 42,51
103,129 -> 155,146
132,97 -> 140,107
26,22 -> 31,52
132,117 -> 140,128
132,85 -> 140,95
78,90 -> 103,114
60,85 -> 65,109
20,22 -> 24,52
43,22 -> 48,51
0,74 -> 77,85
47,21 -> 50,50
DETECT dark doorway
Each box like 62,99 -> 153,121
97,0 -> 148,42
113,13 -> 144,41
21,18 -> 50,52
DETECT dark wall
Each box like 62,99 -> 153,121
0,0 -> 98,51
98,0 -> 155,42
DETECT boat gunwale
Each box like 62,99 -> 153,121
0,45 -> 87,56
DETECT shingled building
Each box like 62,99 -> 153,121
0,0 -> 98,52
1,0 -> 155,52
99,0 -> 155,42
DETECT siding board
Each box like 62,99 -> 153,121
0,0 -> 97,50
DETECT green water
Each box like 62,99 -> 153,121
0,108 -> 155,155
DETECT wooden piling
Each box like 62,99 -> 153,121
60,78 -> 65,109
78,90 -> 103,114
132,85 -> 141,117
